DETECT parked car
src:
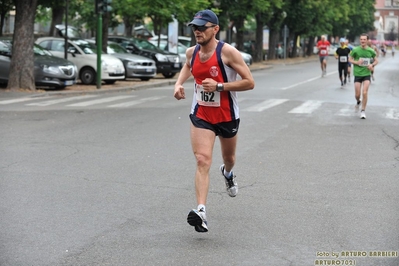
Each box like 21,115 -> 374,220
149,35 -> 192,48
55,24 -> 82,38
86,39 -> 156,81
239,50 -> 253,66
148,40 -> 188,63
0,39 -> 77,89
108,36 -> 182,78
36,37 -> 125,85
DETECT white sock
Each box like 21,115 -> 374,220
224,169 -> 232,179
197,204 -> 206,212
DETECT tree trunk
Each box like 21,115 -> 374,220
0,11 -> 6,36
7,0 -> 38,91
268,30 -> 279,60
254,15 -> 264,62
306,37 -> 315,57
234,18 -> 245,52
49,6 -> 64,37
123,17 -> 133,37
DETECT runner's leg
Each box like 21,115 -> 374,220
190,124 -> 216,206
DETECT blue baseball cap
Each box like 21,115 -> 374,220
188,9 -> 219,26
340,38 -> 346,43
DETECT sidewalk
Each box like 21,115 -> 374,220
0,55 -> 317,98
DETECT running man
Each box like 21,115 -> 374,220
349,33 -> 378,119
316,35 -> 331,77
335,38 -> 351,87
174,9 -> 255,232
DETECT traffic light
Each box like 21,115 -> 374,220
102,0 -> 112,13
95,0 -> 112,14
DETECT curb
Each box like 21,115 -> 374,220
0,56 -> 317,98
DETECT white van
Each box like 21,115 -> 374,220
36,37 -> 125,85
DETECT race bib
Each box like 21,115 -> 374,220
320,50 -> 327,55
359,57 -> 371,66
195,84 -> 220,107
339,56 -> 347,63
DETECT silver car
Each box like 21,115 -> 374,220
0,40 -> 77,89
36,37 -> 125,85
86,40 -> 156,81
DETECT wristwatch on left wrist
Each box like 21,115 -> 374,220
216,83 -> 224,92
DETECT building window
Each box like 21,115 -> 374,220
385,0 -> 399,6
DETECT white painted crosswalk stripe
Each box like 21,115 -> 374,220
288,100 -> 323,114
243,99 -> 288,112
26,95 -> 98,106
107,96 -> 165,107
386,108 -> 399,119
2,94 -> 399,121
336,105 -> 358,116
0,96 -> 54,105
66,95 -> 136,107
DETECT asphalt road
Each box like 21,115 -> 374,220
1,54 -> 398,266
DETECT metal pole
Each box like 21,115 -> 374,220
96,14 -> 102,89
284,25 -> 288,62
64,0 -> 68,59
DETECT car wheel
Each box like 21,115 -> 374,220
162,72 -> 176,78
140,78 -> 150,81
104,80 -> 116,84
80,67 -> 96,85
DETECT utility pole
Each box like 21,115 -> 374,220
95,0 -> 112,89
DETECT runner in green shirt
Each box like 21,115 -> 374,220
349,33 -> 378,119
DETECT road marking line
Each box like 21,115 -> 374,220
288,100 -> 323,114
386,108 -> 399,119
280,71 -> 337,90
243,99 -> 288,112
66,95 -> 136,107
0,96 -> 54,105
107,96 -> 165,107
26,95 -> 98,106
336,105 -> 358,116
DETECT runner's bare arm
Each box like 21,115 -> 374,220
174,46 -> 195,100
218,43 -> 255,92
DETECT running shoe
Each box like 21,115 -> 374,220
344,79 -> 347,85
220,164 -> 238,197
360,110 -> 366,119
187,208 -> 208,233
356,100 -> 361,109
341,81 -> 344,87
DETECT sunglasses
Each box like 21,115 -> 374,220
191,25 -> 217,32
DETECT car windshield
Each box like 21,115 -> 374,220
34,44 -> 53,56
131,38 -> 162,52
0,41 -> 11,54
72,40 -> 97,54
0,40 -> 53,56
151,41 -> 187,54
107,43 -> 128,54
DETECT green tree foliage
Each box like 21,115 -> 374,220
0,0 -> 14,36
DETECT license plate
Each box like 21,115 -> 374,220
174,63 -> 180,68
146,68 -> 153,72
64,80 -> 74,86
115,69 -> 123,74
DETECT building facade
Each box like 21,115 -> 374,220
371,0 -> 399,43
